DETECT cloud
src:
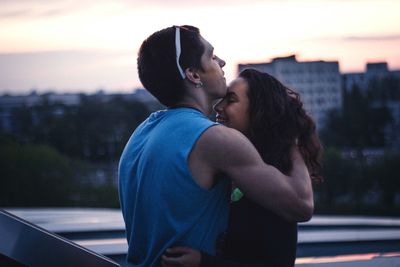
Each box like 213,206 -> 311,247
343,34 -> 400,41
304,34 -> 400,43
0,8 -> 71,18
0,0 -> 376,19
123,0 -> 365,5
0,0 -> 317,18
0,0 -> 96,19
0,9 -> 33,18
0,49 -> 137,92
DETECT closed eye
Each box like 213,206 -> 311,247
227,97 -> 236,103
225,92 -> 237,103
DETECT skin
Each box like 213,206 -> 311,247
162,34 -> 313,267
162,247 -> 201,267
182,37 -> 312,220
180,37 -> 227,116
214,77 -> 250,136
196,37 -> 227,100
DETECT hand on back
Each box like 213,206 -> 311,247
162,247 -> 201,267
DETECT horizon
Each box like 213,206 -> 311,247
1,55 -> 399,96
1,0 -> 400,93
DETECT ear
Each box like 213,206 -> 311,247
185,68 -> 202,86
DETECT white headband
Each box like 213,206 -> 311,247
175,27 -> 186,79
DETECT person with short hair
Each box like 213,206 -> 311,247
119,26 -> 313,267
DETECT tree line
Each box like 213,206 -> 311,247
1,94 -> 161,208
315,75 -> 400,215
1,76 -> 400,215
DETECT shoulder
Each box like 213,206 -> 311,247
195,125 -> 262,169
199,125 -> 250,148
198,125 -> 249,152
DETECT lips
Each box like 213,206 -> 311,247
216,115 -> 227,123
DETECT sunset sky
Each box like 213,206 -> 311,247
1,0 -> 400,93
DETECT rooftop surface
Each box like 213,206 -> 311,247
3,208 -> 400,267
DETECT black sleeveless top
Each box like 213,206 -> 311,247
201,196 -> 298,267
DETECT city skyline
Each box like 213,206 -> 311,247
1,0 -> 400,93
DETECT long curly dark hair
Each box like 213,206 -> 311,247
239,68 -> 323,183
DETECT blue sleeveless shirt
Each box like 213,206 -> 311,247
118,108 -> 230,267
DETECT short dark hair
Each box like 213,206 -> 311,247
137,25 -> 205,106
239,68 -> 323,183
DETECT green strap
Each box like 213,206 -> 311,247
231,188 -> 244,202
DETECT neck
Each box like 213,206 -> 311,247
172,95 -> 214,116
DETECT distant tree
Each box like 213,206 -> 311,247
315,147 -> 356,212
11,106 -> 35,142
367,75 -> 400,102
0,134 -> 77,206
321,84 -> 392,148
367,153 -> 400,212
0,94 -> 159,207
73,95 -> 150,160
0,133 -> 121,208
314,147 -> 385,214
74,184 -> 120,208
6,94 -> 152,161
320,109 -> 346,146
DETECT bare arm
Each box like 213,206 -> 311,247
196,125 -> 313,222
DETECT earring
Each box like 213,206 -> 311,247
195,82 -> 203,88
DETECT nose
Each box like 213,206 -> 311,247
213,98 -> 225,113
217,56 -> 226,68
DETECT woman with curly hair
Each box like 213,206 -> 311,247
162,68 -> 323,267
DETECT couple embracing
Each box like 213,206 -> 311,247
118,25 -> 322,267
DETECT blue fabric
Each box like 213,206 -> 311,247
119,108 -> 230,267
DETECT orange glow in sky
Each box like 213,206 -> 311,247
296,252 -> 400,264
0,0 -> 399,93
